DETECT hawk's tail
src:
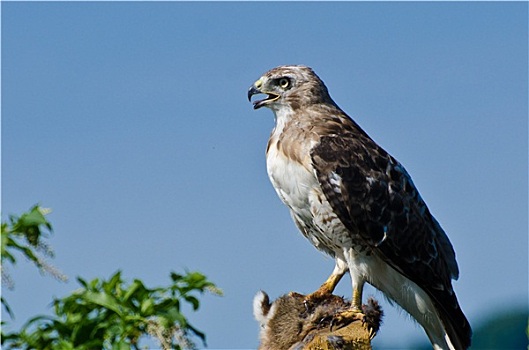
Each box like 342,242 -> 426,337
382,269 -> 471,350
433,291 -> 472,350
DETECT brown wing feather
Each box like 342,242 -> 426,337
310,115 -> 471,349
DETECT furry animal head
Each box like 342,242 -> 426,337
253,291 -> 352,350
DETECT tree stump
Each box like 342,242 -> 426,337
302,320 -> 373,350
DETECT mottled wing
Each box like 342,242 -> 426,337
310,125 -> 471,348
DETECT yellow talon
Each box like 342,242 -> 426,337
330,308 -> 365,331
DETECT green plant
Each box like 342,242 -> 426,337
1,205 -> 66,318
2,270 -> 221,350
1,205 -> 222,350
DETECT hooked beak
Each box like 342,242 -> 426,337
248,84 -> 279,110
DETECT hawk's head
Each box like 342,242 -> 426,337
248,65 -> 334,111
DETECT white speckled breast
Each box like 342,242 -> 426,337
266,142 -> 353,256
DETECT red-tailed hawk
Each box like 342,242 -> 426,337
248,65 -> 471,349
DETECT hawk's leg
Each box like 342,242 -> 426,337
330,275 -> 366,331
351,276 -> 364,311
303,258 -> 348,308
329,277 -> 383,340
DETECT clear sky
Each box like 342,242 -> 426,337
2,2 -> 527,349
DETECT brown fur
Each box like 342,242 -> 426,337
254,291 -> 383,350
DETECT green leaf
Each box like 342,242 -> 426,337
105,271 -> 123,293
1,297 -> 14,319
18,206 -> 49,228
140,298 -> 154,315
123,279 -> 145,303
83,291 -> 123,316
188,323 -> 207,344
76,276 -> 88,289
184,295 -> 200,311
111,340 -> 131,350
170,272 -> 183,282
55,339 -> 76,350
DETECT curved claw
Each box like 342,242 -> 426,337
302,290 -> 331,313
368,327 -> 377,340
329,309 -> 365,331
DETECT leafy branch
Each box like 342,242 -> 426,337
1,205 -> 222,350
1,205 -> 67,318
2,270 -> 221,350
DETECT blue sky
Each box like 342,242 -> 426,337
2,2 -> 527,349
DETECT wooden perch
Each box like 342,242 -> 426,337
302,320 -> 373,350
253,291 -> 382,350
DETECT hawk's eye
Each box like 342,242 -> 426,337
278,78 -> 290,89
